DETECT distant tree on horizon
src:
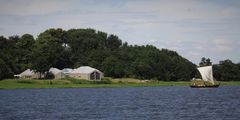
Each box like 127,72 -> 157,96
199,57 -> 212,67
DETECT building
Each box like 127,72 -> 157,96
18,69 -> 39,79
70,66 -> 103,80
61,68 -> 73,75
49,67 -> 65,79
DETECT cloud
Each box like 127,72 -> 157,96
212,39 -> 232,45
0,27 -> 4,31
211,39 -> 233,52
123,0 -> 240,21
0,0 -> 69,16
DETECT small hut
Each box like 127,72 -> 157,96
19,69 -> 39,79
49,68 -> 65,79
70,66 -> 103,80
62,68 -> 73,75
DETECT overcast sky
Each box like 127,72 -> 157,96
0,0 -> 240,64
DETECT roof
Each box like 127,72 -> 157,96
71,66 -> 102,74
49,67 -> 62,75
20,69 -> 35,76
62,68 -> 73,74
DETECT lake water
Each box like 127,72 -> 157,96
0,86 -> 240,120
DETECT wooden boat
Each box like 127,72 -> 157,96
190,84 -> 220,88
190,66 -> 220,88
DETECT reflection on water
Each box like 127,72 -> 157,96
0,86 -> 240,120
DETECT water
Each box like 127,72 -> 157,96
0,86 -> 240,120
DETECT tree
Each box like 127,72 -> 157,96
217,60 -> 240,81
31,32 -> 66,78
0,36 -> 19,75
0,36 -> 17,80
132,58 -> 154,79
0,28 -> 201,80
0,59 -> 13,80
44,28 -> 68,45
97,31 -> 108,49
106,34 -> 122,50
102,56 -> 125,78
16,34 -> 35,49
199,57 -> 212,67
15,34 -> 35,72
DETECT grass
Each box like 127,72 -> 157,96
219,81 -> 240,86
0,78 -> 240,89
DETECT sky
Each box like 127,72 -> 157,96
0,0 -> 240,64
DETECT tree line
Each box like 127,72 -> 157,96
197,56 -> 240,81
0,28 -> 239,81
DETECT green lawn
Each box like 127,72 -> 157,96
0,79 -> 239,89
219,81 -> 240,86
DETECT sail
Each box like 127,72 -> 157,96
197,66 -> 214,84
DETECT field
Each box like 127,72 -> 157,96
0,78 -> 240,89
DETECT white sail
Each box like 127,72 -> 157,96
197,66 -> 214,84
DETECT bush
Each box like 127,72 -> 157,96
64,77 -> 112,84
17,80 -> 35,84
100,79 -> 112,84
91,79 -> 112,84
65,77 -> 91,84
47,80 -> 71,85
118,80 -> 124,84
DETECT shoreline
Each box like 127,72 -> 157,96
0,79 -> 240,89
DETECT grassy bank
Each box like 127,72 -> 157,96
0,78 -> 239,89
219,81 -> 240,86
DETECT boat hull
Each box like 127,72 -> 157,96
190,84 -> 220,88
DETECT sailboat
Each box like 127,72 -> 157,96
190,66 -> 220,88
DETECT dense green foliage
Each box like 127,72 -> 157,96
213,60 -> 240,81
0,28 -> 239,81
199,57 -> 212,67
